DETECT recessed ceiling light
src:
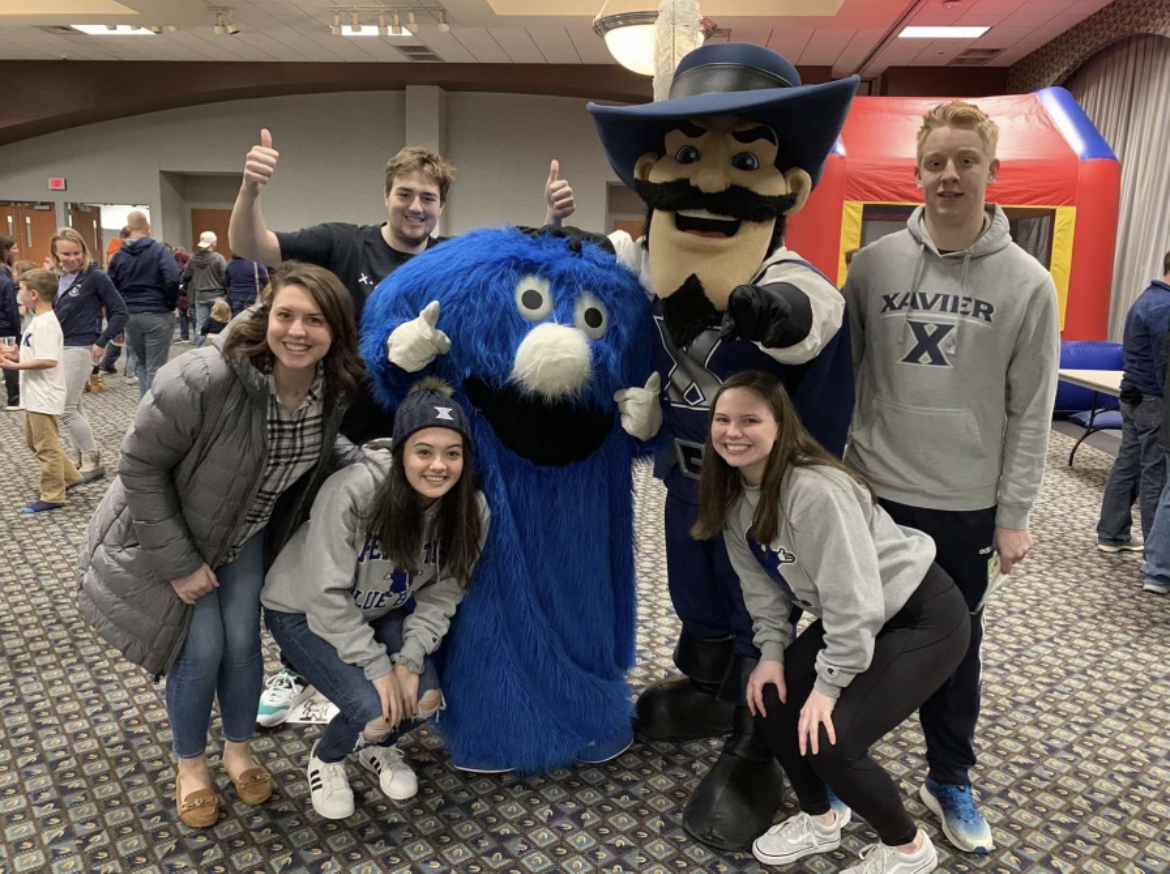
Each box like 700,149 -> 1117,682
898,26 -> 990,38
344,24 -> 382,36
71,24 -> 156,35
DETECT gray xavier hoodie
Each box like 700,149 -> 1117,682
261,438 -> 491,681
843,205 -> 1060,529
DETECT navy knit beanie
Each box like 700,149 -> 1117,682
392,377 -> 471,447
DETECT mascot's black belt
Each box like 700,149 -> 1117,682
675,439 -> 705,480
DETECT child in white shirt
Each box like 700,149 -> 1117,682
0,269 -> 81,513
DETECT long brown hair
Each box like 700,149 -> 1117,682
363,435 -> 483,588
223,261 -> 364,402
691,371 -> 872,544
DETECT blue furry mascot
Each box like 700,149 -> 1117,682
586,43 -> 859,849
361,226 -> 658,772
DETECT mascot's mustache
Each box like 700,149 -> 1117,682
661,274 -> 719,350
634,179 -> 798,223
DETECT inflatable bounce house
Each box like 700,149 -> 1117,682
787,87 -> 1120,340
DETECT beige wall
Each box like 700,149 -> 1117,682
0,89 -> 625,247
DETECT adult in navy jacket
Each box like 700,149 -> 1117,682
0,235 -> 21,409
224,255 -> 269,317
50,227 -> 129,482
108,211 -> 180,399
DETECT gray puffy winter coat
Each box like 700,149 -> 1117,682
77,342 -> 353,676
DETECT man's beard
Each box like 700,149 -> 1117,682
660,273 -> 719,350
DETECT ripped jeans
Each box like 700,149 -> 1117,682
265,608 -> 441,763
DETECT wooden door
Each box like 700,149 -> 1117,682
190,208 -> 233,259
1,202 -> 58,266
67,203 -> 104,264
612,219 -> 643,240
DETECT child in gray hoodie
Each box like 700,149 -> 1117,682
693,371 -> 968,874
261,379 -> 490,820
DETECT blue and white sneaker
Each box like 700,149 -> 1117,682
256,668 -> 314,727
919,779 -> 993,853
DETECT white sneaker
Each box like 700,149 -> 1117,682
843,831 -> 937,873
256,668 -> 314,727
357,744 -> 418,800
752,808 -> 852,866
307,742 -> 354,820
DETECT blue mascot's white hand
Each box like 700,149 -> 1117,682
614,372 -> 663,441
386,300 -> 451,372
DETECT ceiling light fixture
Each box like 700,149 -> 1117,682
72,23 -> 157,35
406,10 -> 417,34
349,10 -> 362,34
592,5 -> 715,77
378,12 -> 388,36
213,13 -> 226,34
898,25 -> 990,38
331,11 -> 341,35
391,11 -> 402,35
437,10 -> 450,32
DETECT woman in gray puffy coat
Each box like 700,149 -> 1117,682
78,262 -> 365,828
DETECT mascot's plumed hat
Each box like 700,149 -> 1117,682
588,42 -> 858,189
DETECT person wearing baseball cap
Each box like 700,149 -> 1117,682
182,231 -> 227,345
261,377 -> 490,820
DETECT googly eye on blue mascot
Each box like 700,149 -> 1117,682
587,43 -> 860,850
361,225 -> 660,773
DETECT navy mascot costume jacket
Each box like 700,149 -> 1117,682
362,226 -> 657,772
587,43 -> 860,849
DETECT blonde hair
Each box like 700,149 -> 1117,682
384,146 -> 456,201
916,101 -> 999,166
49,227 -> 94,275
210,298 -> 232,323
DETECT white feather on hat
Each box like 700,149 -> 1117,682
653,0 -> 705,102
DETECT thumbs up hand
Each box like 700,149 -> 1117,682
242,128 -> 280,194
385,301 -> 451,372
544,159 -> 575,227
614,372 -> 663,442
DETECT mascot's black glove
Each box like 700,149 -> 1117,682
517,225 -> 615,255
719,282 -> 813,349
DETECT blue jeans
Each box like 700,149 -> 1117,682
177,306 -> 193,341
265,609 -> 441,763
166,533 -> 266,758
1097,396 -> 1165,544
124,312 -> 173,398
194,299 -> 219,347
1142,476 -> 1170,586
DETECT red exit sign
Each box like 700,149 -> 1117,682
48,177 -> 67,191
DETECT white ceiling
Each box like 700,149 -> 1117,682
0,0 -> 1115,78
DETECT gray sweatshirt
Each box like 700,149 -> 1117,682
725,465 -> 936,699
843,205 -> 1060,529
261,439 -> 491,681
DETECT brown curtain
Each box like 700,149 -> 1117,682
1065,34 -> 1170,339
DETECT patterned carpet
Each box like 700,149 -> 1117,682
1,354 -> 1168,874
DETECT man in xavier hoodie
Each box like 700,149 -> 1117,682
844,101 -> 1059,857
108,211 -> 181,398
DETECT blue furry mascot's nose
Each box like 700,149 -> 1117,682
362,226 -> 656,771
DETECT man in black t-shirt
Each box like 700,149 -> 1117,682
229,130 -> 575,322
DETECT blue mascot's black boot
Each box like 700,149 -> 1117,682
636,631 -> 735,741
682,657 -> 785,851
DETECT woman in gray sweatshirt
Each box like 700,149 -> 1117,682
261,378 -> 490,820
692,371 -> 968,874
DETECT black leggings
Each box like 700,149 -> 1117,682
756,563 -> 969,846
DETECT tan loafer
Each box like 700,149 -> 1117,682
228,765 -> 274,805
175,773 -> 218,828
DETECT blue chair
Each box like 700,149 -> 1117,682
1057,340 -> 1124,466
